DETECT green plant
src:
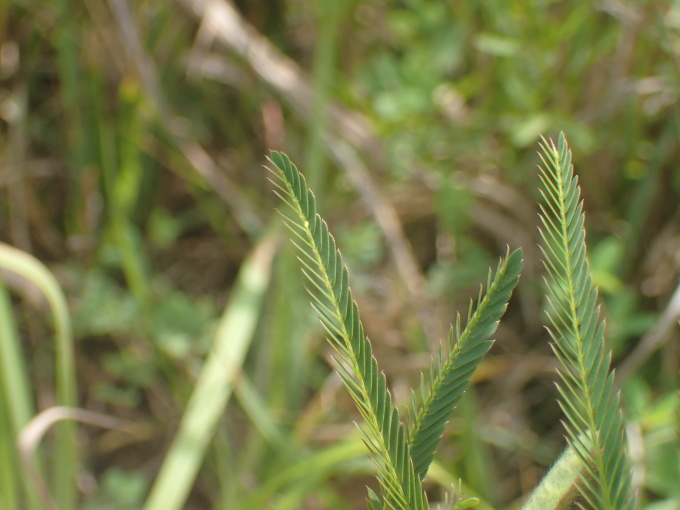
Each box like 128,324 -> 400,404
533,134 -> 634,509
266,131 -> 636,509
268,151 -> 521,508
5,2 -> 679,508
0,243 -> 77,510
143,233 -> 278,510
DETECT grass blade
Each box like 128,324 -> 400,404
143,232 -> 277,510
0,242 -> 77,509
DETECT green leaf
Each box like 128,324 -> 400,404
535,133 -> 634,509
410,248 -> 522,479
268,151 -> 428,509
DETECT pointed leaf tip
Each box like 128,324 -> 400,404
269,150 -> 288,171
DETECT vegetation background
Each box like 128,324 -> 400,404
1,0 -> 678,509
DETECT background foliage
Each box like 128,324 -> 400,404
1,0 -> 678,508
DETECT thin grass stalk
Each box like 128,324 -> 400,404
0,280 -> 34,440
51,4 -> 91,501
0,243 -> 77,510
303,0 -> 350,195
237,438 -> 367,510
214,426 -> 239,509
457,389 -> 495,503
265,2 -> 351,428
266,246 -> 311,421
109,82 -> 153,314
0,281 -> 40,510
143,232 -> 277,510
0,387 -> 19,510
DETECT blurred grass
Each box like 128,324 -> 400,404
0,280 -> 36,510
0,0 -> 678,508
0,243 -> 76,509
144,231 -> 276,510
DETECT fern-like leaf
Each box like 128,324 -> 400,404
409,248 -> 522,479
537,133 -> 634,509
268,151 -> 429,509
